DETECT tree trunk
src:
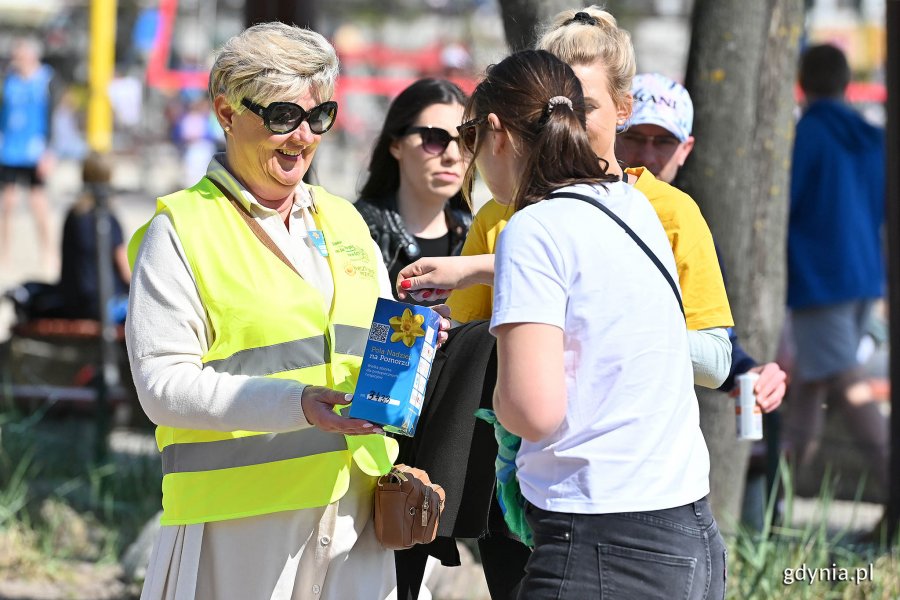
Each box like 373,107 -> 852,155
681,0 -> 804,531
495,0 -> 574,51
245,0 -> 318,29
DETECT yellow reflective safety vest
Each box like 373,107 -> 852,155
129,178 -> 398,526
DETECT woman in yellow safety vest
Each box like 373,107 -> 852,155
125,22 -> 449,600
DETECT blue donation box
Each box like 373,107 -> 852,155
349,298 -> 441,436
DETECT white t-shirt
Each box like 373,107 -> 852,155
490,183 -> 710,514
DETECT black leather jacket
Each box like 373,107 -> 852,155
355,197 -> 472,274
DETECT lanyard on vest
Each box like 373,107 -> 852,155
207,178 -> 302,278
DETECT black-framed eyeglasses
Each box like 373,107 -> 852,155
240,98 -> 338,135
401,126 -> 460,155
617,131 -> 681,155
456,116 -> 488,155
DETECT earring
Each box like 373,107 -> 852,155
223,125 -> 231,133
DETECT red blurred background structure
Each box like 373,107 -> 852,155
146,0 -> 478,133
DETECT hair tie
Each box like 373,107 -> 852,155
570,11 -> 597,26
547,96 -> 573,112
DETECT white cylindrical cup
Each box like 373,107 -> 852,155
735,372 -> 763,440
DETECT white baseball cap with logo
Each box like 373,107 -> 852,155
629,73 -> 694,142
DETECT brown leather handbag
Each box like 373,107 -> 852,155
374,464 -> 446,550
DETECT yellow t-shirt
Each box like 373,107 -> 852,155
445,200 -> 513,323
446,168 -> 734,330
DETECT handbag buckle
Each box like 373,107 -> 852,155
377,468 -> 409,487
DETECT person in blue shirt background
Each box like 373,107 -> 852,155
783,44 -> 888,497
0,37 -> 58,270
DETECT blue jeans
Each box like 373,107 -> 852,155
518,497 -> 726,600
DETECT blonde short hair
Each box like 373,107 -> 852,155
536,6 -> 636,108
208,22 -> 339,111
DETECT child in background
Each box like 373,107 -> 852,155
58,152 -> 130,322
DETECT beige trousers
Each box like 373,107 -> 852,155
141,465 -> 397,600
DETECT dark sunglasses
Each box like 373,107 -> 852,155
401,126 -> 460,155
240,98 -> 338,135
456,116 -> 488,155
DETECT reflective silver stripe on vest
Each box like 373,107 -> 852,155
203,326 -> 368,375
333,324 -> 369,357
161,428 -> 348,475
204,336 -> 328,376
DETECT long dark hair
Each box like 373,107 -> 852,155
359,78 -> 468,211
462,50 -> 616,213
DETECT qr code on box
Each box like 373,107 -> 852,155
369,322 -> 390,343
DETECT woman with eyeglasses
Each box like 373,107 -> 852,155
464,47 -> 725,599
125,23 -> 450,600
355,78 -> 471,304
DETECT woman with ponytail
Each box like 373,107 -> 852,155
398,8 -> 731,598
460,48 -> 726,599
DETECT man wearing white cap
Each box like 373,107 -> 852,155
618,72 -> 695,186
618,73 -> 786,419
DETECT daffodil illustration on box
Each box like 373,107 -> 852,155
390,308 -> 426,347
349,299 -> 441,436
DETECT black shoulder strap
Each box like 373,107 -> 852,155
547,191 -> 684,318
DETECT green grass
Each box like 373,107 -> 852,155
0,406 -> 161,576
726,458 -> 899,599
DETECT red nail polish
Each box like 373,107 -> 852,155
400,280 -> 412,290
423,291 -> 432,298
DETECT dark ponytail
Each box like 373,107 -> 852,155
461,50 -> 615,213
